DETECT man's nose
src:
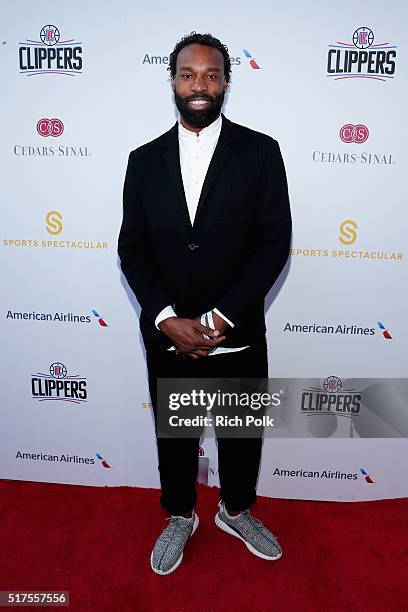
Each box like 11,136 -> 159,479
191,75 -> 208,92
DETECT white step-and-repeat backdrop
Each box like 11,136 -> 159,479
1,0 -> 407,501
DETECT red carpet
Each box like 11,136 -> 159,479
0,480 -> 407,612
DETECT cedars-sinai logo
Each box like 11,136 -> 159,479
37,118 -> 64,137
326,27 -> 397,81
19,25 -> 82,76
339,124 -> 369,144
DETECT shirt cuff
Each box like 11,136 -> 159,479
155,305 -> 177,330
213,308 -> 234,328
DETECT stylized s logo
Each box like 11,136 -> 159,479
46,210 -> 63,235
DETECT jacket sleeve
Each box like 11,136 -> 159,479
118,151 -> 173,324
214,140 -> 292,327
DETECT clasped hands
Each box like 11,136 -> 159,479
158,311 -> 228,360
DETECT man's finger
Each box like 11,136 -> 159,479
188,349 -> 212,357
174,334 -> 226,354
194,322 -> 220,337
194,335 -> 226,348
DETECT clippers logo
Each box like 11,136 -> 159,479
323,376 -> 342,393
92,309 -> 108,327
19,25 -> 82,76
96,453 -> 111,468
327,27 -> 397,81
31,362 -> 87,404
243,49 -> 260,69
37,118 -> 64,137
377,322 -> 393,340
50,362 -> 67,378
301,376 -> 362,417
353,27 -> 374,49
340,124 -> 369,144
40,25 -> 60,46
360,467 -> 374,483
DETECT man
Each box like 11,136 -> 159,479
118,32 -> 291,575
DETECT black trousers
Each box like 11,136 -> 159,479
146,337 -> 268,515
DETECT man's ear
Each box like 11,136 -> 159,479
171,76 -> 176,92
223,80 -> 229,93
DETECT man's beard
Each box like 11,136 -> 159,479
174,91 -> 225,129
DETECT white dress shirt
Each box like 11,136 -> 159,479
155,114 -> 249,356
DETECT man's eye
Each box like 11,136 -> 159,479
180,74 -> 192,79
207,74 -> 218,79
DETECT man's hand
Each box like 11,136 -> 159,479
184,311 -> 230,359
158,317 -> 226,360
176,311 -> 228,359
210,311 -> 229,335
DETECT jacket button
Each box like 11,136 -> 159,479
188,243 -> 199,251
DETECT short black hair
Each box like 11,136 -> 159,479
169,32 -> 231,82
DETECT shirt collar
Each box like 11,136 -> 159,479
178,113 -> 222,140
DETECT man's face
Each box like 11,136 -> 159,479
172,43 -> 228,129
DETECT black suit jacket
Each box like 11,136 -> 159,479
118,114 -> 291,351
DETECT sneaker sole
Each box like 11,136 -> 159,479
151,513 -> 199,576
214,513 -> 282,561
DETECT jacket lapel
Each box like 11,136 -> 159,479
162,122 -> 192,228
161,115 -> 235,229
194,114 -> 234,226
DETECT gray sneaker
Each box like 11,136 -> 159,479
215,501 -> 282,560
150,511 -> 199,575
